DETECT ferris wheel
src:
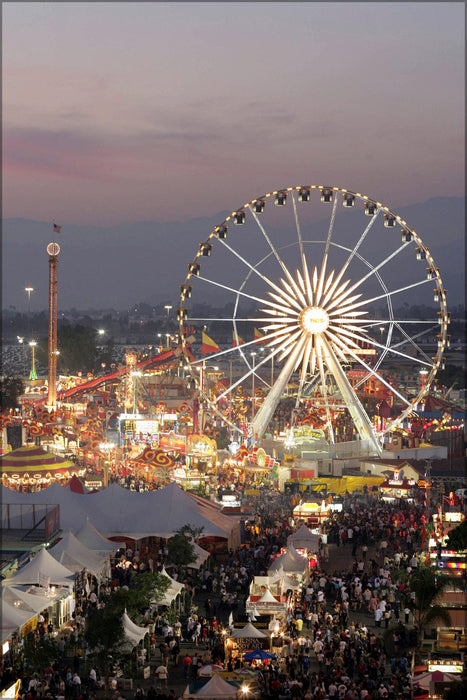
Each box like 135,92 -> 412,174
179,186 -> 449,454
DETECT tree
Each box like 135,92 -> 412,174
0,376 -> 24,412
167,532 -> 197,568
85,607 -> 126,698
407,565 -> 463,652
446,519 -> 467,552
444,679 -> 467,700
84,571 -> 170,696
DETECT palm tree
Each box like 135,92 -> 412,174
408,565 -> 463,653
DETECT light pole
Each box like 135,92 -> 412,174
25,287 -> 34,340
379,326 -> 384,343
17,336 -> 25,376
164,305 -> 172,320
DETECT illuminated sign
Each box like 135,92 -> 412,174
428,662 -> 463,673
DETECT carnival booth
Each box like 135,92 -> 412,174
1,445 -> 84,488
379,475 -> 417,503
292,497 -> 340,527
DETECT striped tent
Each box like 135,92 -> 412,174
1,445 -> 83,486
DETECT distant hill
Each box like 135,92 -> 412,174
2,196 -> 464,311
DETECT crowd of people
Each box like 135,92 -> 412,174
2,483 -> 432,700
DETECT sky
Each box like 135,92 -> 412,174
2,2 -> 465,228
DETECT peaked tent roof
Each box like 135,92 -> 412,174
48,531 -> 109,576
0,445 -> 74,473
3,547 -> 75,587
230,622 -> 267,638
74,518 -> 119,556
1,583 -> 61,614
256,588 -> 279,604
0,482 -> 238,543
268,544 -> 309,574
121,610 -> 148,648
287,523 -> 321,551
189,673 -> 238,698
1,599 -> 36,643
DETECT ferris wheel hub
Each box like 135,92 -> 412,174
298,306 -> 329,334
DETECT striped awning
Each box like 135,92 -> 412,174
1,445 -> 75,474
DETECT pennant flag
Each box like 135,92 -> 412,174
254,327 -> 266,343
201,331 -> 220,354
53,223 -> 62,233
232,331 -> 244,347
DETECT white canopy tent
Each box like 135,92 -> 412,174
74,518 -> 120,558
154,567 -> 185,607
287,523 -> 321,552
0,598 -> 37,643
121,610 -> 148,649
1,482 -> 240,548
48,531 -> 110,578
2,547 -> 75,588
182,673 -> 238,698
186,540 -> 210,570
267,545 -> 309,577
230,623 -> 267,639
1,583 -> 61,615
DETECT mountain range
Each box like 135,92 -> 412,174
2,196 -> 465,312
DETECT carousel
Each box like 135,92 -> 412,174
1,445 -> 84,489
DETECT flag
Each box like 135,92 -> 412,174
232,331 -> 244,347
53,223 -> 61,233
254,327 -> 266,343
201,331 -> 220,354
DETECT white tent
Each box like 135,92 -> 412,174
74,518 -> 119,557
246,588 -> 287,616
182,673 -> 238,698
267,545 -> 308,576
230,623 -> 267,639
287,523 -> 321,551
2,547 -> 75,587
48,531 -> 109,578
1,482 -> 240,548
154,567 -> 185,607
186,540 -> 210,569
121,610 -> 148,648
1,583 -> 61,615
1,599 -> 37,643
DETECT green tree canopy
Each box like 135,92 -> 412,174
0,376 -> 24,412
446,519 -> 467,552
167,531 -> 197,567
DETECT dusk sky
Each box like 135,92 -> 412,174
3,2 -> 465,228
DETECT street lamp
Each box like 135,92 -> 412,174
379,326 -> 385,343
164,305 -> 172,319
25,287 -> 34,340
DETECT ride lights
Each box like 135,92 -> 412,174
438,311 -> 451,325
177,308 -> 187,321
180,284 -> 192,299
320,187 -> 333,203
274,190 -> 287,206
364,201 -> 377,216
200,242 -> 212,256
416,247 -> 427,260
343,193 -> 355,207
188,262 -> 200,276
433,288 -> 446,302
401,229 -> 413,242
254,199 -> 266,213
298,188 -> 310,202
234,210 -> 246,225
426,267 -> 438,280
384,214 -> 396,227
214,225 -> 227,239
